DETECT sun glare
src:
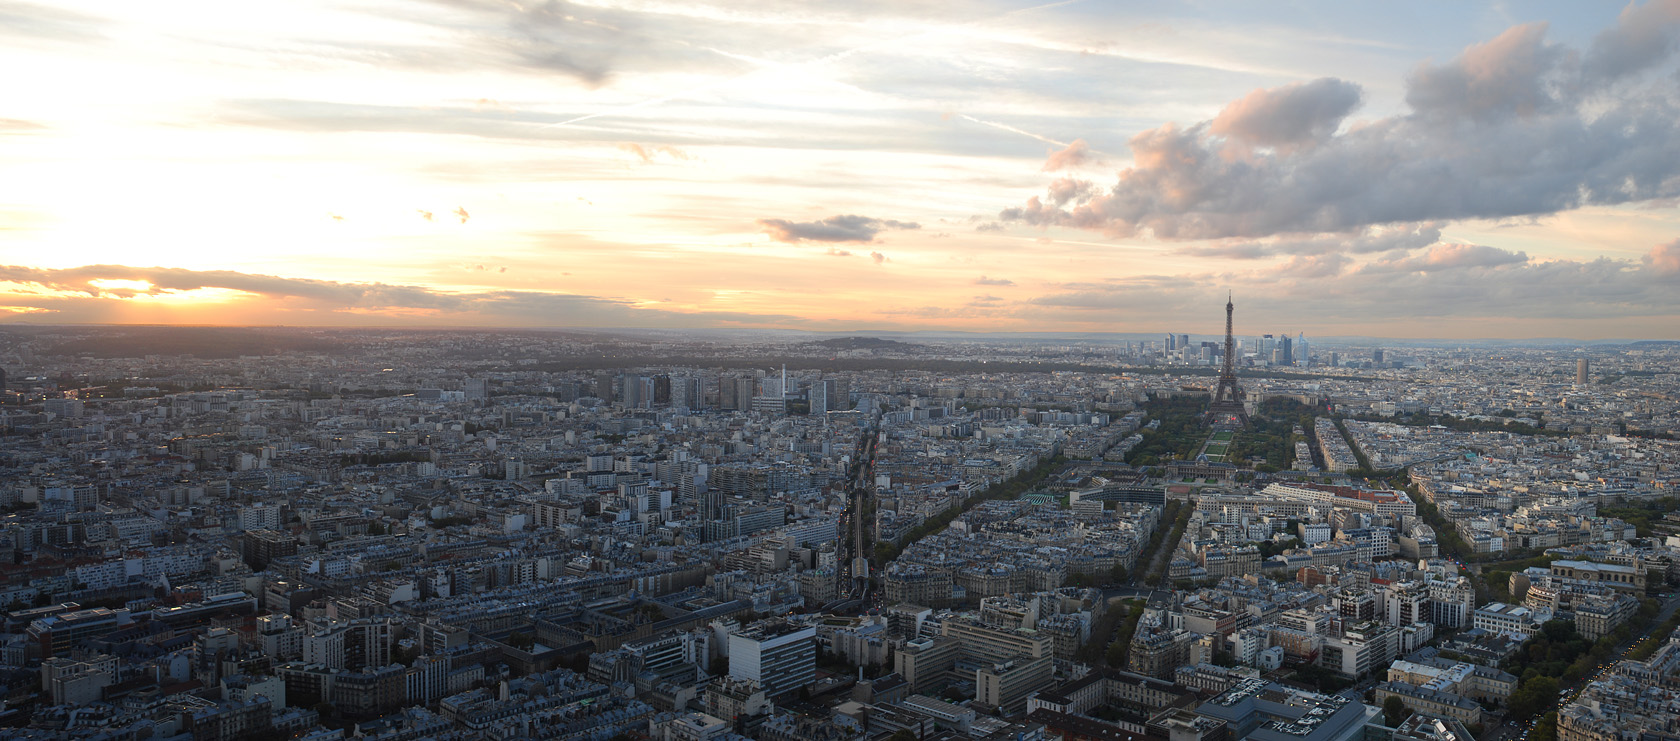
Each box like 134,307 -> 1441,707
88,279 -> 155,292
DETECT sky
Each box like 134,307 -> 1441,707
3,0 -> 1680,339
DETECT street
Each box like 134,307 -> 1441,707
1506,592 -> 1680,741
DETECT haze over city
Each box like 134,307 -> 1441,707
5,1 -> 1680,338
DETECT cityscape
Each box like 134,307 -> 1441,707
6,2 -> 1680,741
0,314 -> 1678,741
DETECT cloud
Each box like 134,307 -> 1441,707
1002,11 -> 1680,240
824,247 -> 854,257
1644,239 -> 1680,275
758,214 -> 920,243
1271,253 -> 1353,279
870,251 -> 887,264
1581,0 -> 1680,85
1042,139 -> 1094,171
435,0 -> 618,86
1046,177 -> 1096,207
1365,243 -> 1529,273
0,1 -> 107,43
974,276 -> 1015,286
0,118 -> 45,133
1210,78 -> 1362,151
619,142 -> 694,163
1023,237 -> 1680,330
0,264 -> 802,327
1407,23 -> 1566,122
1177,222 -> 1443,260
1177,243 -> 1274,260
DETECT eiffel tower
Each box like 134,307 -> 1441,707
1209,291 -> 1248,427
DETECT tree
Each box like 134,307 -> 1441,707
1383,696 -> 1409,728
1106,640 -> 1127,667
1509,676 -> 1559,720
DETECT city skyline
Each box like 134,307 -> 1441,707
5,1 -> 1680,338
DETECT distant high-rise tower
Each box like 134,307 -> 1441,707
1577,358 -> 1590,385
1373,349 -> 1385,364
808,379 -> 828,414
1278,335 -> 1293,366
1209,292 -> 1248,427
464,377 -> 489,401
734,377 -> 757,411
1165,334 -> 1176,352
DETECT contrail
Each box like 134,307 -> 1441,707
536,0 -> 1086,130
956,114 -> 1068,148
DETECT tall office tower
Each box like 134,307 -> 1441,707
1165,334 -> 1176,352
719,375 -> 737,410
620,374 -> 644,408
0,367 -> 6,391
1261,334 -> 1276,357
671,376 -> 701,409
1279,335 -> 1293,366
1577,358 -> 1590,384
1178,334 -> 1189,351
1296,333 -> 1310,365
464,378 -> 489,400
1373,349 -> 1385,364
653,374 -> 671,405
832,377 -> 851,411
808,379 -> 828,414
1328,351 -> 1339,367
594,371 -> 616,402
669,375 -> 687,408
735,377 -> 757,411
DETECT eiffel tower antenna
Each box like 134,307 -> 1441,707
1210,291 -> 1248,427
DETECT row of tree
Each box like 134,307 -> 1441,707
873,454 -> 1067,565
1143,500 -> 1189,587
